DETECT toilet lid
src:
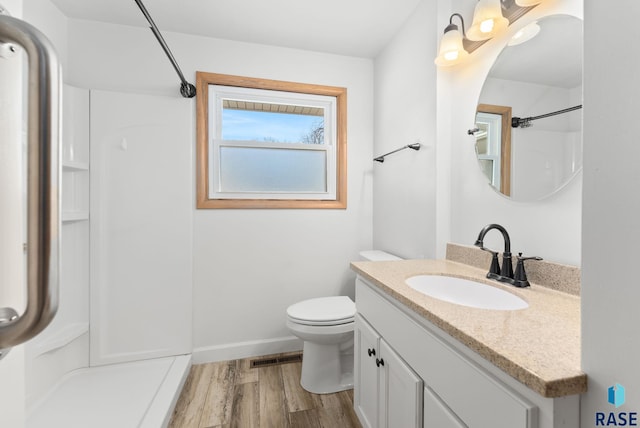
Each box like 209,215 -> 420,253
287,296 -> 355,325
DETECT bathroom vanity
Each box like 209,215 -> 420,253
350,245 -> 586,428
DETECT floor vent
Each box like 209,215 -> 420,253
250,353 -> 302,369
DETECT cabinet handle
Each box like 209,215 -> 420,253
367,348 -> 376,357
376,358 -> 384,367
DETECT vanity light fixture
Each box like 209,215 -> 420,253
466,0 -> 509,41
515,0 -> 543,6
434,0 -> 540,67
434,13 -> 469,67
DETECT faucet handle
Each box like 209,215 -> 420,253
479,247 -> 501,276
513,253 -> 543,287
516,252 -> 543,261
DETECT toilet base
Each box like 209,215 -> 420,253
299,340 -> 354,394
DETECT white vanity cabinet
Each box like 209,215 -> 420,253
354,314 -> 423,428
423,385 -> 466,427
354,276 -> 539,428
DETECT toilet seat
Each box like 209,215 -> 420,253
287,296 -> 355,326
288,315 -> 354,326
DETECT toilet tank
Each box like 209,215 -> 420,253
358,250 -> 403,261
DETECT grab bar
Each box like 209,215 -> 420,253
0,14 -> 60,350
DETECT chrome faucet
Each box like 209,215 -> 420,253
474,223 -> 514,283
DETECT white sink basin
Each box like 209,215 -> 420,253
405,275 -> 528,310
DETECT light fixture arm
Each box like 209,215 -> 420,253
448,13 -> 467,38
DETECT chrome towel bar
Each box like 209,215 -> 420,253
374,143 -> 421,163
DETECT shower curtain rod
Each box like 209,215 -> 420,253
134,0 -> 196,98
512,104 -> 582,128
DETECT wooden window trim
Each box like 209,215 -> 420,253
196,72 -> 347,209
477,103 -> 512,196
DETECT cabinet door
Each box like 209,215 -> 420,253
354,314 -> 381,428
379,339 -> 423,428
424,386 -> 466,428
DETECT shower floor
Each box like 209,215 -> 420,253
27,355 -> 191,428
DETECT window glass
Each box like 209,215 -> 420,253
219,146 -> 327,193
222,100 -> 325,144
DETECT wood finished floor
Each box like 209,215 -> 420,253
169,353 -> 362,428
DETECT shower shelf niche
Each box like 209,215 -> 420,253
60,87 -> 89,225
25,84 -> 92,412
31,322 -> 89,356
62,211 -> 89,223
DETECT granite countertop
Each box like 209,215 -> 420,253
350,256 -> 587,398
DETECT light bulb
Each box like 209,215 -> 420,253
467,0 -> 509,41
444,51 -> 459,61
480,19 -> 495,34
434,24 -> 469,67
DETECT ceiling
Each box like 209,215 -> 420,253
50,0 -> 423,58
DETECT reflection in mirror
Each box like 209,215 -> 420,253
475,104 -> 512,196
475,15 -> 583,201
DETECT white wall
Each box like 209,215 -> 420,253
439,0 -> 583,266
373,0 -> 438,260
65,19 -> 374,361
581,0 -> 640,421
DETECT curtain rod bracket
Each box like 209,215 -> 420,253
180,82 -> 196,98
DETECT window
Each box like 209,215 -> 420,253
475,112 -> 502,187
196,72 -> 347,209
475,104 -> 512,196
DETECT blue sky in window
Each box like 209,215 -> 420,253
222,109 -> 322,143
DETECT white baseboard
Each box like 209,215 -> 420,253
192,336 -> 303,364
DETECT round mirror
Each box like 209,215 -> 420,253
474,15 -> 583,201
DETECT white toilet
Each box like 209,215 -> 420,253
286,250 -> 402,394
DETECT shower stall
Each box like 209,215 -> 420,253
1,4 -> 193,426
